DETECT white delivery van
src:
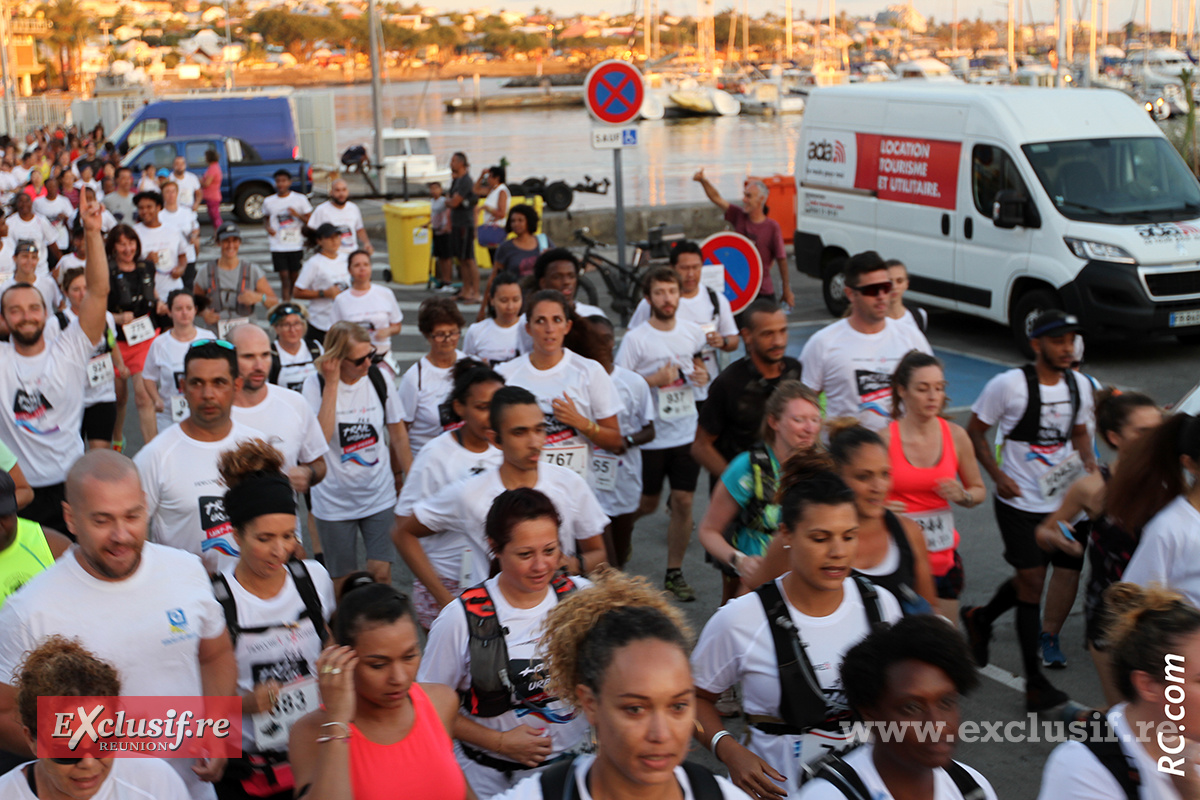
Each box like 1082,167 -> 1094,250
794,84 -> 1200,350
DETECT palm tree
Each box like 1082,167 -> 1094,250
41,0 -> 92,90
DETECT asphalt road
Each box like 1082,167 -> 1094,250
117,222 -> 1200,799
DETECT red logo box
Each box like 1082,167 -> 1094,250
37,696 -> 242,759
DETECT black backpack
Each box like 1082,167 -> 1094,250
269,339 -> 322,387
754,576 -> 884,735
813,753 -> 985,799
1006,363 -> 1081,444
1080,712 -> 1140,800
540,756 -> 722,800
316,365 -> 389,411
211,558 -> 329,647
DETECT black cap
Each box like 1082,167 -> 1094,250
1029,309 -> 1082,340
13,240 -> 37,255
314,222 -> 342,240
0,471 -> 17,516
269,302 -> 308,326
216,222 -> 242,242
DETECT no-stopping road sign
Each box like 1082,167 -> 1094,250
584,60 -> 645,126
701,232 -> 763,314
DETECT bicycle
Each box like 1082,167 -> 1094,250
574,224 -> 683,327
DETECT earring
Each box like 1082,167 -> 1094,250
694,719 -> 704,736
783,544 -> 791,550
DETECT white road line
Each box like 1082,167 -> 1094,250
980,664 -> 1026,693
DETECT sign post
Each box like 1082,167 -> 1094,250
584,60 -> 645,272
700,232 -> 763,314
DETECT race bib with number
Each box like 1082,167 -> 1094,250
908,508 -> 956,552
541,440 -> 588,479
170,394 -> 188,422
217,317 -> 251,339
122,315 -> 155,345
658,381 -> 697,421
251,676 -> 320,752
278,215 -> 302,247
797,727 -> 859,768
155,249 -> 173,274
1038,452 -> 1084,501
591,452 -> 618,492
87,353 -> 114,387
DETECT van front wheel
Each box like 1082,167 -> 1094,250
234,185 -> 269,223
822,264 -> 849,317
1010,288 -> 1061,358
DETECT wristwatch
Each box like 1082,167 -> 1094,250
729,551 -> 743,575
624,435 -> 635,450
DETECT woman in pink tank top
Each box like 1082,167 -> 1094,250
288,580 -> 473,800
885,352 -> 987,619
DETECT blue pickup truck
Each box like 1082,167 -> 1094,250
121,135 -> 312,223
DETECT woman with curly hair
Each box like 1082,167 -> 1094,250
492,570 -> 750,799
0,635 -> 189,799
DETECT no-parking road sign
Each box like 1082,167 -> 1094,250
701,232 -> 763,314
584,60 -> 645,126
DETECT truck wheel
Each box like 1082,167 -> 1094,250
544,181 -> 573,211
1009,288 -> 1061,358
822,262 -> 849,317
235,186 -> 269,223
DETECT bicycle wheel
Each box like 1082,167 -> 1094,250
576,274 -> 600,308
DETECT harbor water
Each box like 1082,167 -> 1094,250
325,80 -> 804,210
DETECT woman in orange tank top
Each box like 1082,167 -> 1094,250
288,579 -> 475,800
884,352 -> 987,619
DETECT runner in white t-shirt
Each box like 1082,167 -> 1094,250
330,249 -> 403,372
262,169 -> 313,302
628,241 -> 739,403
141,292 -> 216,437
496,290 -> 622,485
31,176 -> 73,251
963,309 -> 1095,714
395,386 -> 608,613
397,296 -> 469,457
615,268 -> 709,601
0,194 -> 108,534
419,488 -> 590,797
885,258 -> 930,335
0,449 -> 235,800
133,190 -> 188,300
301,321 -> 412,587
134,340 -> 265,573
171,156 -> 203,210
5,193 -> 59,275
58,266 -> 126,450
0,241 -> 61,311
462,271 -> 523,366
308,180 -> 372,255
692,455 -> 902,800
394,359 -> 505,628
160,180 -> 201,283
800,253 -> 932,433
293,224 -> 349,344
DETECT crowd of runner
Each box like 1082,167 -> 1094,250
0,135 -> 1196,800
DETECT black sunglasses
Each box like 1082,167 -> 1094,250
48,757 -> 85,765
348,351 -> 385,367
850,281 -> 894,297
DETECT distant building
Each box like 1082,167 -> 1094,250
876,4 -> 927,33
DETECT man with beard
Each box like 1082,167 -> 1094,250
133,340 -> 263,574
308,178 -> 372,257
0,450 -> 237,800
0,195 -> 108,533
615,267 -> 709,601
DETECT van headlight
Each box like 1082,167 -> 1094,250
1064,237 -> 1138,264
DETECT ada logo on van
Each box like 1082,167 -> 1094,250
803,131 -> 960,211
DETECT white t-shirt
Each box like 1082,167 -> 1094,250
395,429 -> 504,517
141,327 -> 218,434
496,350 -> 622,478
1,758 -> 189,800
462,317 -> 522,365
895,307 -> 928,334
32,194 -> 74,249
302,370 -> 405,521
800,317 -> 933,432
482,184 -> 511,225
493,754 -> 750,800
691,577 -> 903,797
161,206 -> 200,262
0,323 -> 97,487
629,289 -> 737,402
397,351 -> 467,457
1122,495 -> 1200,607
231,384 -> 328,471
1037,702 -> 1190,799
218,559 -> 335,752
418,575 -> 591,796
0,273 -> 61,311
58,306 -> 119,405
133,221 -> 188,299
413,464 -> 609,586
308,200 -> 365,254
594,366 -> 654,516
5,211 -> 57,274
615,320 -> 707,450
330,285 -> 403,357
68,205 -> 117,235
273,339 -> 322,394
172,170 -> 203,209
294,252 -> 349,331
133,420 -> 265,573
970,368 -> 1095,514
262,192 -> 313,253
797,743 -> 997,800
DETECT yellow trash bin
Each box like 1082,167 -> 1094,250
474,194 -> 546,267
384,201 -> 432,285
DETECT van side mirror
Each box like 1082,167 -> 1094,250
992,189 -> 1028,229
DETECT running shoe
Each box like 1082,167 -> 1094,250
664,571 -> 696,602
1040,632 -> 1067,669
1026,674 -> 1070,713
960,605 -> 993,667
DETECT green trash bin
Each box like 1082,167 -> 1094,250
384,201 -> 433,285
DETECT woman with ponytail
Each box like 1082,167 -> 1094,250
692,452 -> 903,800
1118,413 -> 1200,606
1037,582 -> 1200,799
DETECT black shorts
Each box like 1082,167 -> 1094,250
935,549 -> 965,600
641,444 -> 701,495
449,226 -> 475,262
305,326 -> 326,347
994,497 -> 1086,571
80,401 -> 117,443
272,251 -> 304,274
433,232 -> 452,259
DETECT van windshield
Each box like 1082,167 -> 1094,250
1022,137 -> 1200,223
